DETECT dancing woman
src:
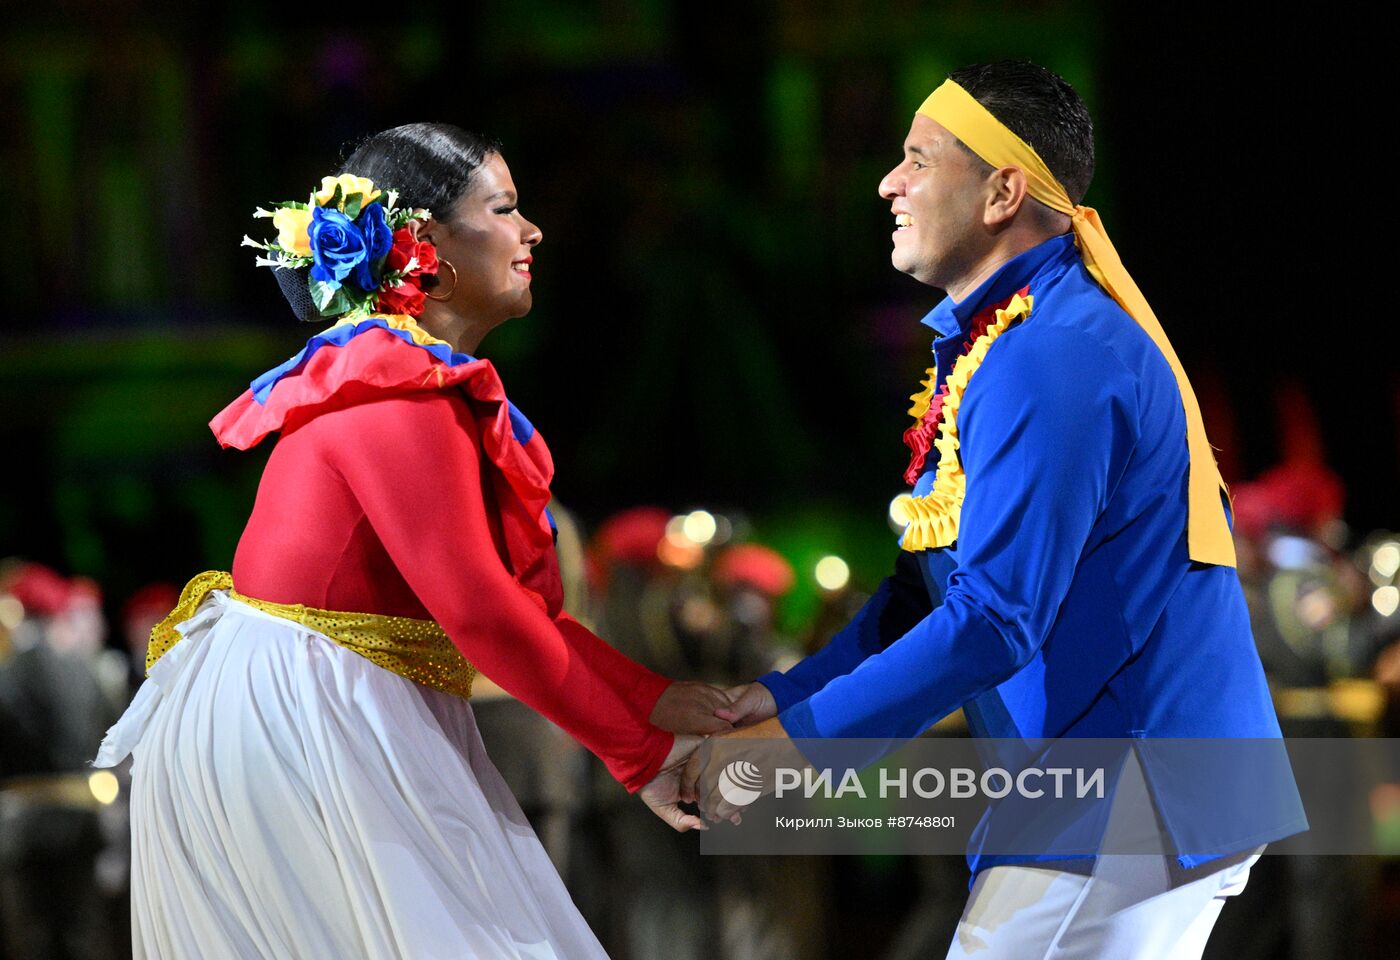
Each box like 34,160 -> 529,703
95,124 -> 727,959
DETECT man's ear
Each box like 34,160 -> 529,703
983,166 -> 1030,227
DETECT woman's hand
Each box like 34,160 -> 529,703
713,682 -> 777,728
639,735 -> 707,832
649,681 -> 735,735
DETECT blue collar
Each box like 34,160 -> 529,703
919,233 -> 1078,338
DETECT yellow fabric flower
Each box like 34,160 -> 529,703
272,207 -> 313,256
314,174 -> 382,209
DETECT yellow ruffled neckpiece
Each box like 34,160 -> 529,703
907,367 -> 939,422
892,293 -> 1033,552
147,571 -> 477,700
325,312 -> 448,349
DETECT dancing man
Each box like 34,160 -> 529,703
689,60 -> 1305,959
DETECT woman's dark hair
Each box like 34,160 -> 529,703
949,61 -> 1095,206
338,123 -> 501,216
275,123 -> 500,322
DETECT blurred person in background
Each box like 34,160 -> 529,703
118,583 -> 180,697
707,542 -> 831,960
1208,463 -> 1388,959
709,542 -> 796,683
1232,461 -> 1382,720
1368,535 -> 1400,732
53,578 -> 133,719
90,124 -> 734,959
0,561 -> 121,960
583,513 -> 825,960
573,509 -> 715,958
590,506 -> 689,680
583,506 -> 715,958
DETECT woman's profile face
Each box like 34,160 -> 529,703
432,152 -> 541,325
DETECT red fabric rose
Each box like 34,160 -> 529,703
377,281 -> 426,317
411,239 -> 438,278
386,229 -> 439,278
386,228 -> 416,273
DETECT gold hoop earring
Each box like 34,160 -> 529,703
425,258 -> 458,301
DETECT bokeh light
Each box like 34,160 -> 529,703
682,509 -> 718,546
88,770 -> 120,805
814,555 -> 850,592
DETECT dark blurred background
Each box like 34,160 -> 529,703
2,2 -> 1398,959
2,0 -> 1394,601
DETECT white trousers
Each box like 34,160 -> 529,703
946,752 -> 1263,960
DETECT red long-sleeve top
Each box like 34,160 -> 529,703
212,319 -> 674,792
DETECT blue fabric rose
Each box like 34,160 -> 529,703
351,202 -> 394,292
309,206 -> 368,290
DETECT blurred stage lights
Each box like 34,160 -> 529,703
88,770 -> 120,805
1373,585 -> 1399,618
815,555 -> 850,592
1370,543 -> 1400,584
888,496 -> 908,530
0,596 -> 23,631
657,531 -> 703,570
681,510 -> 718,545
658,509 -> 734,569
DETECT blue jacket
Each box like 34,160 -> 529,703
759,233 -> 1306,873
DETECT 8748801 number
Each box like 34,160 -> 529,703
887,816 -> 955,829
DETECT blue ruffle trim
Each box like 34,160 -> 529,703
248,317 -> 536,443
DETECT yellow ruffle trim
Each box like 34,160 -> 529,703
327,312 -> 451,349
892,292 -> 1033,552
148,570 -> 477,701
907,366 -> 938,421
330,313 -> 462,389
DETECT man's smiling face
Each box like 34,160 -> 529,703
878,114 -> 990,291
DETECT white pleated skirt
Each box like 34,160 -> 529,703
94,590 -> 609,960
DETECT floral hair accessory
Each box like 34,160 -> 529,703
242,174 -> 441,320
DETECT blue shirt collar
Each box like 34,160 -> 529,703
919,232 -> 1078,338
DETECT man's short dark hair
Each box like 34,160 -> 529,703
949,60 -> 1095,206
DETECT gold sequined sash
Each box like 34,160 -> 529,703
148,571 -> 476,700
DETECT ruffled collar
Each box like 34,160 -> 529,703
211,314 -> 539,452
248,314 -> 474,404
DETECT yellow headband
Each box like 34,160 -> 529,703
918,81 -> 1074,216
916,79 -> 1236,567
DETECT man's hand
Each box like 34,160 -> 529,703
640,735 -> 707,832
650,681 -> 735,735
714,682 -> 777,728
680,716 -> 806,824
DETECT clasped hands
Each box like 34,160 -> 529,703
641,681 -> 806,832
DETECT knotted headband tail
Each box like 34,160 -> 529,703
916,80 -> 1236,566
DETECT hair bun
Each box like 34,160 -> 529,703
273,264 -> 323,323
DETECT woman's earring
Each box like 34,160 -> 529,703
425,258 -> 458,301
